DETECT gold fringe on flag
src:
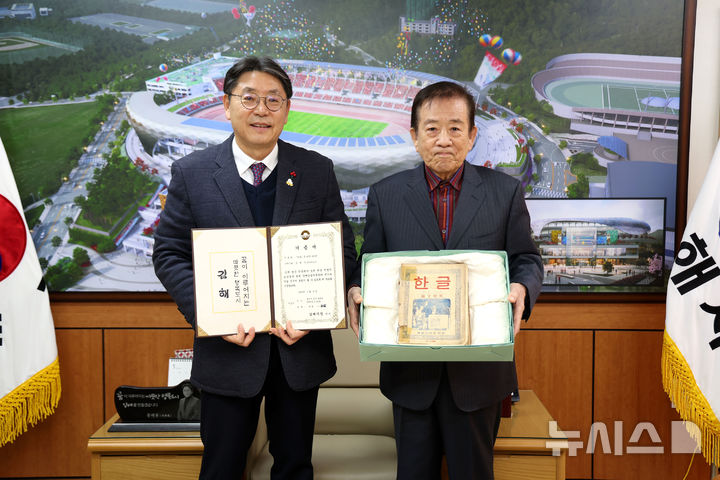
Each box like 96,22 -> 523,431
662,331 -> 720,466
0,357 -> 61,447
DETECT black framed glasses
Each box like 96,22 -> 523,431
227,92 -> 286,111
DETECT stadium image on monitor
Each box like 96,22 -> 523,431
527,198 -> 666,293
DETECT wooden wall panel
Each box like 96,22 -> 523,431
594,331 -> 710,479
50,300 -> 668,331
51,300 -> 186,328
527,302 -> 665,330
103,328 -> 195,417
0,329 -> 103,477
515,330 -> 594,479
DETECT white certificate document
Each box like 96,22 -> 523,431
270,222 -> 346,330
192,227 -> 271,336
191,222 -> 346,337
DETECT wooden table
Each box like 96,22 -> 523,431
493,390 -> 568,480
87,419 -> 202,480
88,390 -> 566,480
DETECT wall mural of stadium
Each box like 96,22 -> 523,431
0,0 -> 684,292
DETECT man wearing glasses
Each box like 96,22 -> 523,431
153,56 -> 356,479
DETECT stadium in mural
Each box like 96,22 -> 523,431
0,0 -> 683,292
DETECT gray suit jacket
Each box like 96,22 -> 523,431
153,136 -> 356,397
354,162 -> 543,411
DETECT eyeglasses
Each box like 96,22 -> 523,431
227,92 -> 286,112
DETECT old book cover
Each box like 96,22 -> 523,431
397,263 -> 469,345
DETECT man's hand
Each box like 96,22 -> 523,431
508,282 -> 527,337
223,323 -> 256,347
270,321 -> 309,346
347,286 -> 363,337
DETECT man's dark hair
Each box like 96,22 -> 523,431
223,56 -> 293,99
410,81 -> 475,131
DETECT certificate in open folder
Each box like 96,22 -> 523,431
191,221 -> 347,337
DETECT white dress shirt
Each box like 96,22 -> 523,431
232,140 -> 279,185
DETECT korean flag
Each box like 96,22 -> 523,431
0,136 -> 61,446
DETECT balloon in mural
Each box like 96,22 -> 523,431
231,7 -> 241,19
201,12 -> 207,19
478,33 -> 492,47
501,48 -> 515,63
158,63 -> 168,72
512,51 -> 522,65
490,35 -> 503,49
243,5 -> 255,25
474,51 -> 507,89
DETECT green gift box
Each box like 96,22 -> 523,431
359,250 -> 513,362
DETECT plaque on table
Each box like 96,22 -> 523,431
192,221 -> 346,336
110,382 -> 201,432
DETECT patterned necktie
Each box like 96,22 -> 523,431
250,162 -> 266,186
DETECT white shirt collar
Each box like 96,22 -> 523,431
232,139 -> 279,184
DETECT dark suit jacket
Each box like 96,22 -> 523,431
354,162 -> 543,412
153,136 -> 356,398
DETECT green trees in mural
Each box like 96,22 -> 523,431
567,174 -> 589,198
75,145 -> 154,230
45,256 -> 83,291
72,246 -> 91,267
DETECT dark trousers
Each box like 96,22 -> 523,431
198,338 -> 319,480
393,369 -> 502,480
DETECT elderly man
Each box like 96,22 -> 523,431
153,56 -> 356,480
348,81 -> 543,479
